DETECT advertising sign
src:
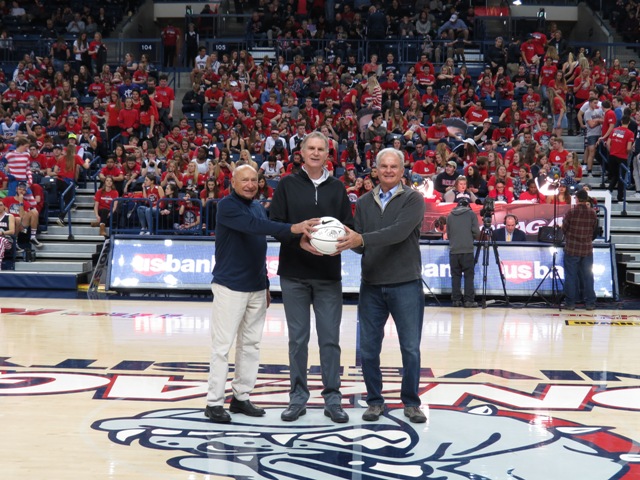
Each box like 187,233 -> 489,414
107,237 -> 615,298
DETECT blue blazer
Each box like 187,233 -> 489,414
493,227 -> 527,242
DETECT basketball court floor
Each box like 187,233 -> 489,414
2,295 -> 640,479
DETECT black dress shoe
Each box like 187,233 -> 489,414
324,404 -> 349,423
205,405 -> 231,423
281,404 -> 306,422
229,397 -> 265,417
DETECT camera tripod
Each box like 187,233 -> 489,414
474,220 -> 510,309
524,240 -> 564,309
525,178 -> 564,310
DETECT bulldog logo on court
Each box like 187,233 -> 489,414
92,405 -> 640,479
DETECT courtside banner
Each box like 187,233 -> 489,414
107,237 -> 615,298
421,203 -> 597,241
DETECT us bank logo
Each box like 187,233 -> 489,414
92,405 -> 640,479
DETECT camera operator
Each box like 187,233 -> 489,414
561,189 -> 597,311
446,197 -> 480,307
443,175 -> 478,203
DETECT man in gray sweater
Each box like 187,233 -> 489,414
336,147 -> 427,424
446,197 -> 480,307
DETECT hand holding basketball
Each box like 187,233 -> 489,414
334,225 -> 363,254
309,217 -> 347,255
291,218 -> 320,237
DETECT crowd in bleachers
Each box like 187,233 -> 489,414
1,0 -> 640,260
173,2 -> 640,215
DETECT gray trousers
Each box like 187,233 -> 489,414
280,276 -> 343,406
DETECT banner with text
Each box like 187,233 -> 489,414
107,237 -> 615,298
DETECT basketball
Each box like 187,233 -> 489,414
310,217 -> 346,255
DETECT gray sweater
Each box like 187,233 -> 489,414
353,184 -> 425,285
446,205 -> 480,254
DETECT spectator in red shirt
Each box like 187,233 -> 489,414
4,181 -> 43,247
154,74 -> 176,130
319,82 -> 339,109
118,97 -> 140,141
99,155 -> 125,193
262,93 -> 283,125
548,137 -> 569,166
487,179 -> 514,203
464,100 -> 489,126
426,116 -> 450,148
161,22 -> 180,68
518,179 -> 546,203
606,115 -> 634,201
411,147 -> 436,178
92,176 -> 119,236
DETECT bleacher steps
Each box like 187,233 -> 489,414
249,47 -> 276,60
36,242 -> 100,253
74,197 -> 94,207
47,211 -> 96,222
34,252 -> 96,260
39,234 -> 105,242
626,271 -> 640,284
41,225 -> 102,236
611,235 -> 640,244
615,244 -> 640,251
14,260 -> 92,273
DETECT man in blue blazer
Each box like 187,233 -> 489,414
493,214 -> 527,242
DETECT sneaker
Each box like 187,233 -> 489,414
362,404 -> 385,422
139,229 -> 147,235
56,217 -> 65,227
464,301 -> 478,308
564,304 -> 576,311
452,301 -> 463,307
30,237 -> 43,249
586,304 -> 596,311
404,406 -> 427,423
15,246 -> 24,254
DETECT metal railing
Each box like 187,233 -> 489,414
110,196 -> 210,235
619,157 -> 633,217
0,34 -> 637,81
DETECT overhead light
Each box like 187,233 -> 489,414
513,0 -> 522,5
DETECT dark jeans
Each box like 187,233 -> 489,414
608,154 -> 627,200
450,252 -> 476,303
280,277 -> 343,406
564,253 -> 596,307
358,279 -> 425,407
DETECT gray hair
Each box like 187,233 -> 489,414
301,131 -> 329,151
375,147 -> 404,168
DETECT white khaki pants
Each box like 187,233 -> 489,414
206,283 -> 267,406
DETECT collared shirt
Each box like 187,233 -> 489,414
562,203 -> 596,257
379,184 -> 399,210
